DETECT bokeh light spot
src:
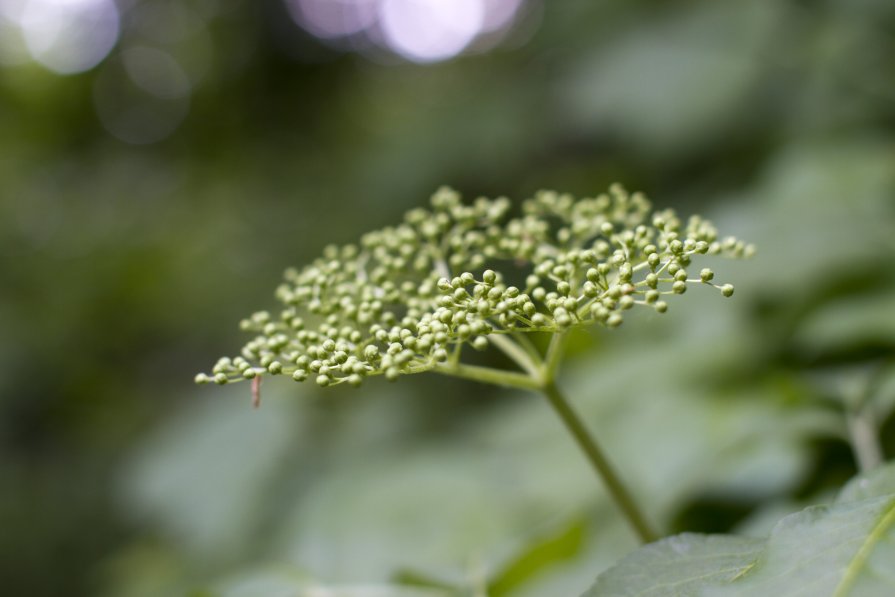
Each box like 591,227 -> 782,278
93,49 -> 190,145
379,0 -> 483,63
20,0 -> 119,75
480,0 -> 523,32
0,0 -> 29,66
287,0 -> 378,39
280,0 -> 526,63
122,46 -> 191,100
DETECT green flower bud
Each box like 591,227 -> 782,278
554,309 -> 572,328
200,185 -> 750,392
721,284 -> 734,297
591,304 -> 609,321
552,264 -> 569,278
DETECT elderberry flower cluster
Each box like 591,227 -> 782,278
196,185 -> 752,389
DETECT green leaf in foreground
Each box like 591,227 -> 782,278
207,565 -> 453,597
584,462 -> 895,597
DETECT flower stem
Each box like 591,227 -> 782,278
541,380 -> 658,543
433,362 -> 542,391
434,336 -> 658,543
489,333 -> 542,378
846,408 -> 883,473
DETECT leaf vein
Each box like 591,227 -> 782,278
832,498 -> 895,597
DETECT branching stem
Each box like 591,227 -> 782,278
489,333 -> 541,377
435,332 -> 658,544
543,331 -> 567,382
511,331 -> 543,366
433,362 -> 542,391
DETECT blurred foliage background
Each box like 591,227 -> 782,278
2,0 -> 895,595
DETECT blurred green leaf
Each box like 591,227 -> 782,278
794,287 -> 895,358
560,1 -> 785,156
584,462 -> 895,597
582,535 -> 763,597
208,565 -> 451,597
117,386 -> 305,561
488,517 -> 587,596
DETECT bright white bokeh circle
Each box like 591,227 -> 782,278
20,0 -> 119,75
379,0 -> 484,63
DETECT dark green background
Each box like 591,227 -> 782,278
2,1 -> 894,595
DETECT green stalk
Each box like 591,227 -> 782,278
489,333 -> 541,378
846,409 -> 883,473
433,362 -> 542,391
541,380 -> 658,543
437,332 -> 658,543
543,331 -> 567,378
